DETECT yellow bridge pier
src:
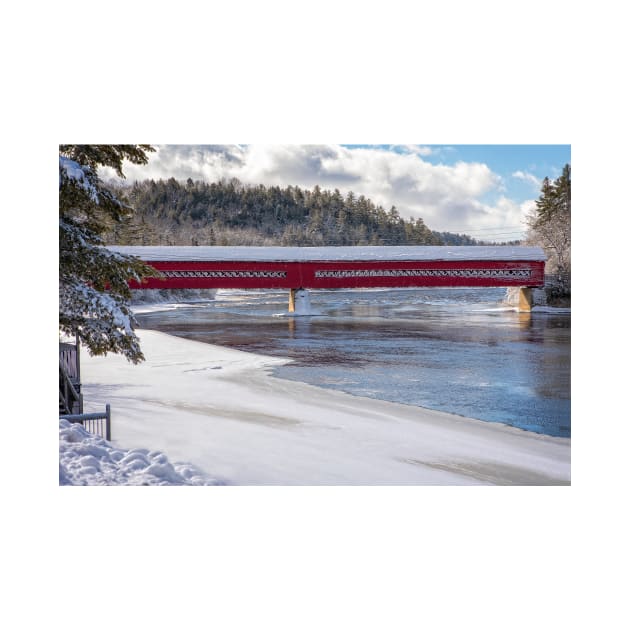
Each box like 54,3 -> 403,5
288,288 -> 296,313
518,287 -> 533,312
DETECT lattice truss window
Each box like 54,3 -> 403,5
314,268 -> 532,279
161,270 -> 288,279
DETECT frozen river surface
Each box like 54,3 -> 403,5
134,287 -> 571,438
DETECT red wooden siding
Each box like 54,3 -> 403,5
129,259 -> 545,290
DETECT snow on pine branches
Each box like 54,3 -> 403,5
59,145 -> 156,363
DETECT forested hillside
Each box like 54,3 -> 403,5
105,178 -> 515,247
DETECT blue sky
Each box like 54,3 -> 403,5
113,144 -> 571,241
417,144 -> 569,203
349,143 -> 570,205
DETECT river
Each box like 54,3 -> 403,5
134,287 -> 571,438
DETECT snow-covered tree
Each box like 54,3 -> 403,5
526,164 -> 571,275
59,145 -> 156,363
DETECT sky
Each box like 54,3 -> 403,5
108,144 -> 570,242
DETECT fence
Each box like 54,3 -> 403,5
59,342 -> 79,381
60,339 -> 82,415
59,357 -> 83,415
60,404 -> 111,441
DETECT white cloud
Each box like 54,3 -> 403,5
392,144 -> 434,156
512,170 -> 541,189
105,144 -> 526,238
475,196 -> 532,237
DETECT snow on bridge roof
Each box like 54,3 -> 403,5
108,245 -> 546,262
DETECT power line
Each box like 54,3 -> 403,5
436,225 -> 526,233
466,232 -> 525,236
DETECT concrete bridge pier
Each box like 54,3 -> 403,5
288,288 -> 313,315
518,287 -> 533,312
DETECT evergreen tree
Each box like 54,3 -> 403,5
527,164 -> 571,275
535,177 -> 555,221
59,144 -> 156,363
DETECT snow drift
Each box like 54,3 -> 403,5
59,418 -> 222,486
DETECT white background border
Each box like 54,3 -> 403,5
4,1 -> 626,628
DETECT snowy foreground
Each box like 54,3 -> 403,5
59,418 -> 220,485
66,329 -> 570,485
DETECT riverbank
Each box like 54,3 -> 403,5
77,329 -> 570,485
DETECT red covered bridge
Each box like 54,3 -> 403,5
109,245 -> 545,311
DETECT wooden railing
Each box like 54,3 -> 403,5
59,338 -> 112,440
60,339 -> 82,415
59,357 -> 83,415
59,342 -> 79,381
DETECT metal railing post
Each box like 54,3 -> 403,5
106,404 -> 111,441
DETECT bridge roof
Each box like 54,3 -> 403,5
109,245 -> 546,262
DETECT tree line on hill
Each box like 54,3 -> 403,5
104,178 -> 518,247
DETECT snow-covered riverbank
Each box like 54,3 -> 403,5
70,329 -> 570,485
59,418 -> 221,485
